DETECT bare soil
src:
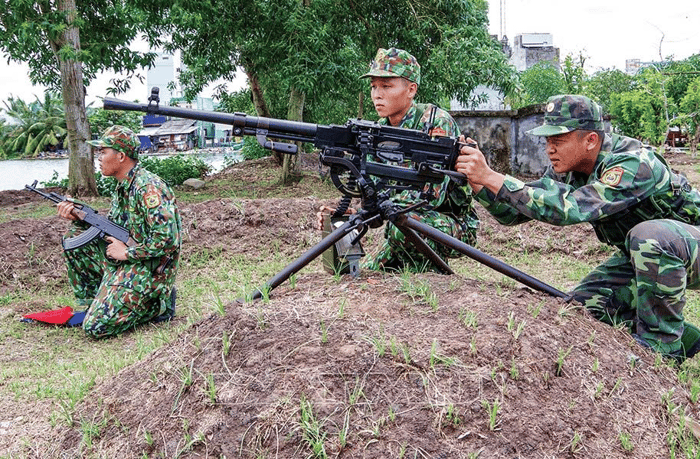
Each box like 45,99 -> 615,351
2,152 -> 700,458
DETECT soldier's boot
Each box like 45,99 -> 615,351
153,287 -> 176,323
680,322 -> 700,361
632,323 -> 700,365
632,333 -> 684,364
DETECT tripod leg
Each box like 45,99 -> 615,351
243,220 -> 359,301
392,221 -> 454,274
396,214 -> 570,299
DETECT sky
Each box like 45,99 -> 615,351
0,0 -> 699,108
489,0 -> 700,71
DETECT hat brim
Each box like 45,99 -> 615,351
87,139 -> 106,148
526,125 -> 575,137
360,69 -> 399,79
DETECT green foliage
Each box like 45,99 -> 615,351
609,90 -> 668,143
510,61 -> 566,108
0,1 -> 162,94
560,53 -> 589,94
238,136 -> 269,161
1,93 -> 67,157
138,155 -> 211,187
679,77 -> 700,153
87,106 -> 144,136
167,0 -> 518,123
584,69 -> 635,112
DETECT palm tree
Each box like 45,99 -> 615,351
2,92 -> 67,157
0,118 -> 9,159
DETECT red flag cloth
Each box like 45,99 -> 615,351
23,306 -> 74,324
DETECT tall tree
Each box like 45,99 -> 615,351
165,0 -> 517,183
508,61 -> 566,108
0,1 -> 161,195
584,69 -> 635,112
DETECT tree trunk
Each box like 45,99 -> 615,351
357,91 -> 365,119
55,0 -> 96,196
245,67 -> 271,118
692,122 -> 700,157
282,87 -> 305,185
244,65 -> 283,164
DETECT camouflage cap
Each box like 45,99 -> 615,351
88,125 -> 140,159
360,47 -> 421,85
527,95 -> 604,137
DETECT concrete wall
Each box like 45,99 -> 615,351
452,105 -> 550,177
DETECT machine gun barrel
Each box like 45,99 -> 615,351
103,96 -> 319,153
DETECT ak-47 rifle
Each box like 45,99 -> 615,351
103,87 -> 569,301
25,180 -> 134,250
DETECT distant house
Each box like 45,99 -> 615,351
137,118 -> 198,153
664,126 -> 688,148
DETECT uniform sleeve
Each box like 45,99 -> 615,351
492,155 -> 659,226
427,107 -> 460,138
125,183 -> 181,261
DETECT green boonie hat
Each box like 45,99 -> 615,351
88,125 -> 140,159
528,95 -> 604,137
360,47 -> 421,85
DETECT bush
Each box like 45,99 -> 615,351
40,154 -> 211,196
239,136 -> 270,160
138,154 -> 211,186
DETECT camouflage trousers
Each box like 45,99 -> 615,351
571,219 -> 700,354
363,210 -> 478,273
63,226 -> 174,339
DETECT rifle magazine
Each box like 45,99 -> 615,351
62,226 -> 103,251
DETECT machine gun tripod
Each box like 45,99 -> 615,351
246,188 -> 570,302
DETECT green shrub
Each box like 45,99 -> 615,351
139,155 -> 211,186
240,136 -> 270,160
41,154 -> 211,196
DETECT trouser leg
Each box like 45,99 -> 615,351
82,267 -> 162,339
364,210 -> 475,272
571,251 -> 637,329
626,220 -> 700,353
62,226 -> 108,307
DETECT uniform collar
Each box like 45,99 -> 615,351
117,163 -> 140,191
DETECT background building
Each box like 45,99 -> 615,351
140,51 -> 230,150
451,33 -> 560,111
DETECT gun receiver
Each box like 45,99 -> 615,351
24,180 -> 132,250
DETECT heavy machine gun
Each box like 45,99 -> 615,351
103,88 -> 569,302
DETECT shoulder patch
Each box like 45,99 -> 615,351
144,190 -> 161,209
600,167 -> 624,187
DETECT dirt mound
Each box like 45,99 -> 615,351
51,273 -> 693,458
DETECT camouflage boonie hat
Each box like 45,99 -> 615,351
360,47 -> 421,85
528,95 -> 604,137
88,125 -> 140,159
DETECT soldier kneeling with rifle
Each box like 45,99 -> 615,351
55,126 -> 181,338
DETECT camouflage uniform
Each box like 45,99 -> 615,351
360,48 -> 479,272
64,126 -> 181,338
474,95 -> 700,360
